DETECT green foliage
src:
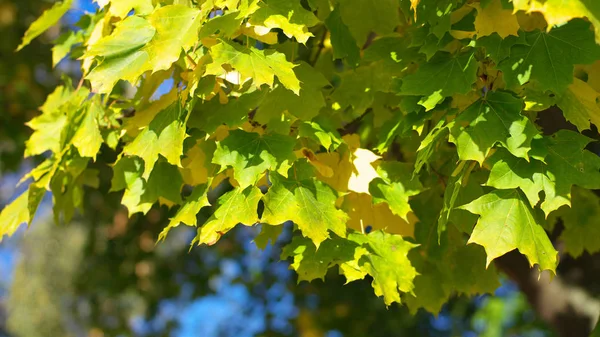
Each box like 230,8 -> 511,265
6,0 -> 600,312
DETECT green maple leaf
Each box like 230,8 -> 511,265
17,0 -> 73,51
24,85 -> 79,157
498,20 -> 600,93
398,51 -> 478,110
414,118 -> 448,174
408,0 -> 456,39
437,161 -> 470,239
144,5 -> 204,71
511,0 -> 600,43
212,130 -> 296,188
475,33 -> 526,64
348,231 -> 418,306
331,62 -> 393,114
281,235 -> 360,282
325,6 -> 360,67
485,148 -> 548,209
85,16 -> 156,59
282,230 -> 418,306
111,156 -> 153,214
159,184 -> 211,241
87,5 -> 203,93
364,35 -> 420,72
262,161 -> 348,247
111,157 -> 183,215
449,91 -> 539,164
198,12 -> 243,39
86,51 -> 150,93
249,0 -> 320,44
206,40 -> 300,94
488,131 -> 600,216
124,101 -> 188,180
549,187 -> 600,258
369,161 -> 423,221
255,62 -> 330,124
72,100 -> 103,160
188,89 -> 267,134
0,186 -> 45,241
460,189 -> 558,274
194,186 -> 262,245
105,0 -> 154,18
254,224 -> 284,250
537,131 -> 600,215
25,111 -> 67,157
52,30 -> 84,66
298,120 -> 342,151
338,0 -> 400,46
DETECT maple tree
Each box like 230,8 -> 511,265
3,0 -> 600,328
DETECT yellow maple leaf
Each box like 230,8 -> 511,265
299,148 -> 335,178
513,0 -> 600,42
313,151 -> 352,191
584,60 -> 600,93
122,89 -> 178,137
343,192 -> 416,238
181,142 -> 210,186
516,11 -> 547,31
473,0 -> 520,39
557,78 -> 600,132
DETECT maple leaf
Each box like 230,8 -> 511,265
370,161 -> 423,221
111,157 -> 183,215
72,100 -> 103,160
338,0 -> 400,46
52,30 -> 84,66
255,62 -> 330,125
212,130 -> 296,188
348,231 -> 418,306
85,16 -> 156,59
249,0 -> 320,44
194,186 -> 262,246
475,33 -> 527,64
159,184 -> 211,241
342,192 -> 417,238
472,0 -> 519,39
549,187 -> 600,258
104,0 -> 153,18
188,90 -> 267,134
449,91 -> 539,164
498,19 -> 600,93
461,189 -> 558,274
123,101 -> 188,180
0,186 -> 45,242
487,131 -> 600,216
281,235 -> 360,282
557,78 -> 600,132
87,5 -> 203,93
17,0 -> 73,51
512,0 -> 600,43
399,51 -> 479,110
536,131 -> 600,215
206,40 -> 300,94
325,6 -> 360,67
282,230 -> 418,306
262,161 -> 348,247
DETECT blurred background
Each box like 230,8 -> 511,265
0,0 -> 590,336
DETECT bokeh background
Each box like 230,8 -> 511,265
0,1 -> 590,336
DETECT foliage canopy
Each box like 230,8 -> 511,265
4,0 -> 600,312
